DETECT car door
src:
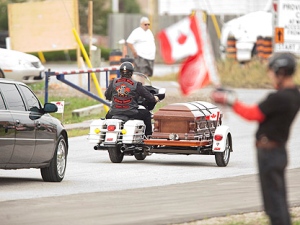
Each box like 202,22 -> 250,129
0,82 -> 35,164
0,89 -> 15,165
18,84 -> 56,163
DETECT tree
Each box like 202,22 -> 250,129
78,0 -> 112,35
119,0 -> 140,14
0,0 -> 28,31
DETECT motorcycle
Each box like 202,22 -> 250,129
88,72 -> 166,163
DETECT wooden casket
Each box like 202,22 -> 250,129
151,101 -> 222,141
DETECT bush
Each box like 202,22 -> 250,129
30,45 -> 111,62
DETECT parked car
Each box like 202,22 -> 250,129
0,48 -> 45,84
0,79 -> 68,182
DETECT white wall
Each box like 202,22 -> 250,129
159,0 -> 272,15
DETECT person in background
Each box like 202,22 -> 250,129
126,16 -> 156,77
105,62 -> 158,136
211,52 -> 300,225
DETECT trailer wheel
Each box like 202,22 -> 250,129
108,146 -> 124,163
134,152 -> 146,160
215,135 -> 231,167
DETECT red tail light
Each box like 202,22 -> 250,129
214,134 -> 223,141
107,125 -> 116,131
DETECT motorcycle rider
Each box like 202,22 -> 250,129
105,61 -> 159,136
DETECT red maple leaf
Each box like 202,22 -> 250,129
177,32 -> 187,44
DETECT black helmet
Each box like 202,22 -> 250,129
268,52 -> 296,76
120,62 -> 134,78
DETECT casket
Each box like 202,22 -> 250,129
151,101 -> 222,142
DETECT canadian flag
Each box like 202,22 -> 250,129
158,12 -> 220,95
157,16 -> 200,64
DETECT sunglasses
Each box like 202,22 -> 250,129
144,23 -> 150,26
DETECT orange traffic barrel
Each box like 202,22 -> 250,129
120,55 -> 134,64
109,49 -> 122,80
256,36 -> 264,59
262,37 -> 273,59
226,36 -> 237,60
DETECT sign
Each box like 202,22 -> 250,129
275,0 -> 300,55
275,27 -> 284,43
51,101 -> 65,114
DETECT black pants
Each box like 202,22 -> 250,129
106,109 -> 152,136
257,146 -> 291,225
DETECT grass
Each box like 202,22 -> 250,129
67,128 -> 90,138
150,58 -> 300,88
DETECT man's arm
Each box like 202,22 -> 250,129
232,101 -> 265,122
136,82 -> 156,102
127,43 -> 137,58
105,80 -> 113,101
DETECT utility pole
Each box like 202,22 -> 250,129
151,0 -> 160,62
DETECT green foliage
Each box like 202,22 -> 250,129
119,0 -> 141,13
0,0 -> 28,30
78,0 -> 112,35
68,128 -> 89,138
217,58 -> 300,88
29,46 -> 110,61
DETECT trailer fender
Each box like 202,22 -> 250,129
212,125 -> 232,153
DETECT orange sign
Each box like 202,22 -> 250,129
275,27 -> 284,43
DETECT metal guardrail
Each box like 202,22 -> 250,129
44,66 -> 120,106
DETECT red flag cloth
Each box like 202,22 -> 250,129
179,53 -> 210,95
158,13 -> 218,95
157,16 -> 200,64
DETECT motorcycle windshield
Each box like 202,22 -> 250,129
132,72 -> 151,86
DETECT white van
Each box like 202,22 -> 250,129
220,11 -> 273,62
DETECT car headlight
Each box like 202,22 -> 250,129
18,59 -> 35,68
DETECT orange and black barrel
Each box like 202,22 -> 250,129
226,36 -> 237,60
262,37 -> 273,60
120,55 -> 134,64
256,36 -> 264,59
109,49 -> 122,80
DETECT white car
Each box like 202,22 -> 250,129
0,48 -> 45,84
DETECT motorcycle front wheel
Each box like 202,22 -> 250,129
108,146 -> 124,163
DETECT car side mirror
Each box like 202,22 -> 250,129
44,103 -> 58,113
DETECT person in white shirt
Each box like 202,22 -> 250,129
126,17 -> 156,77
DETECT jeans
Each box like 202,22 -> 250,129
257,146 -> 291,225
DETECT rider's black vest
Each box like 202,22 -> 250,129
110,77 -> 139,116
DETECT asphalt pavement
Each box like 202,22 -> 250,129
17,64 -> 299,224
1,168 -> 300,225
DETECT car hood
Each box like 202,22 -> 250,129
0,48 -> 40,62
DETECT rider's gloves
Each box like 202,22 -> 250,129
211,87 -> 237,107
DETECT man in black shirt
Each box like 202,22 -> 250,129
105,62 -> 158,136
212,52 -> 300,225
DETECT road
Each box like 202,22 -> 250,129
1,89 -> 300,224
